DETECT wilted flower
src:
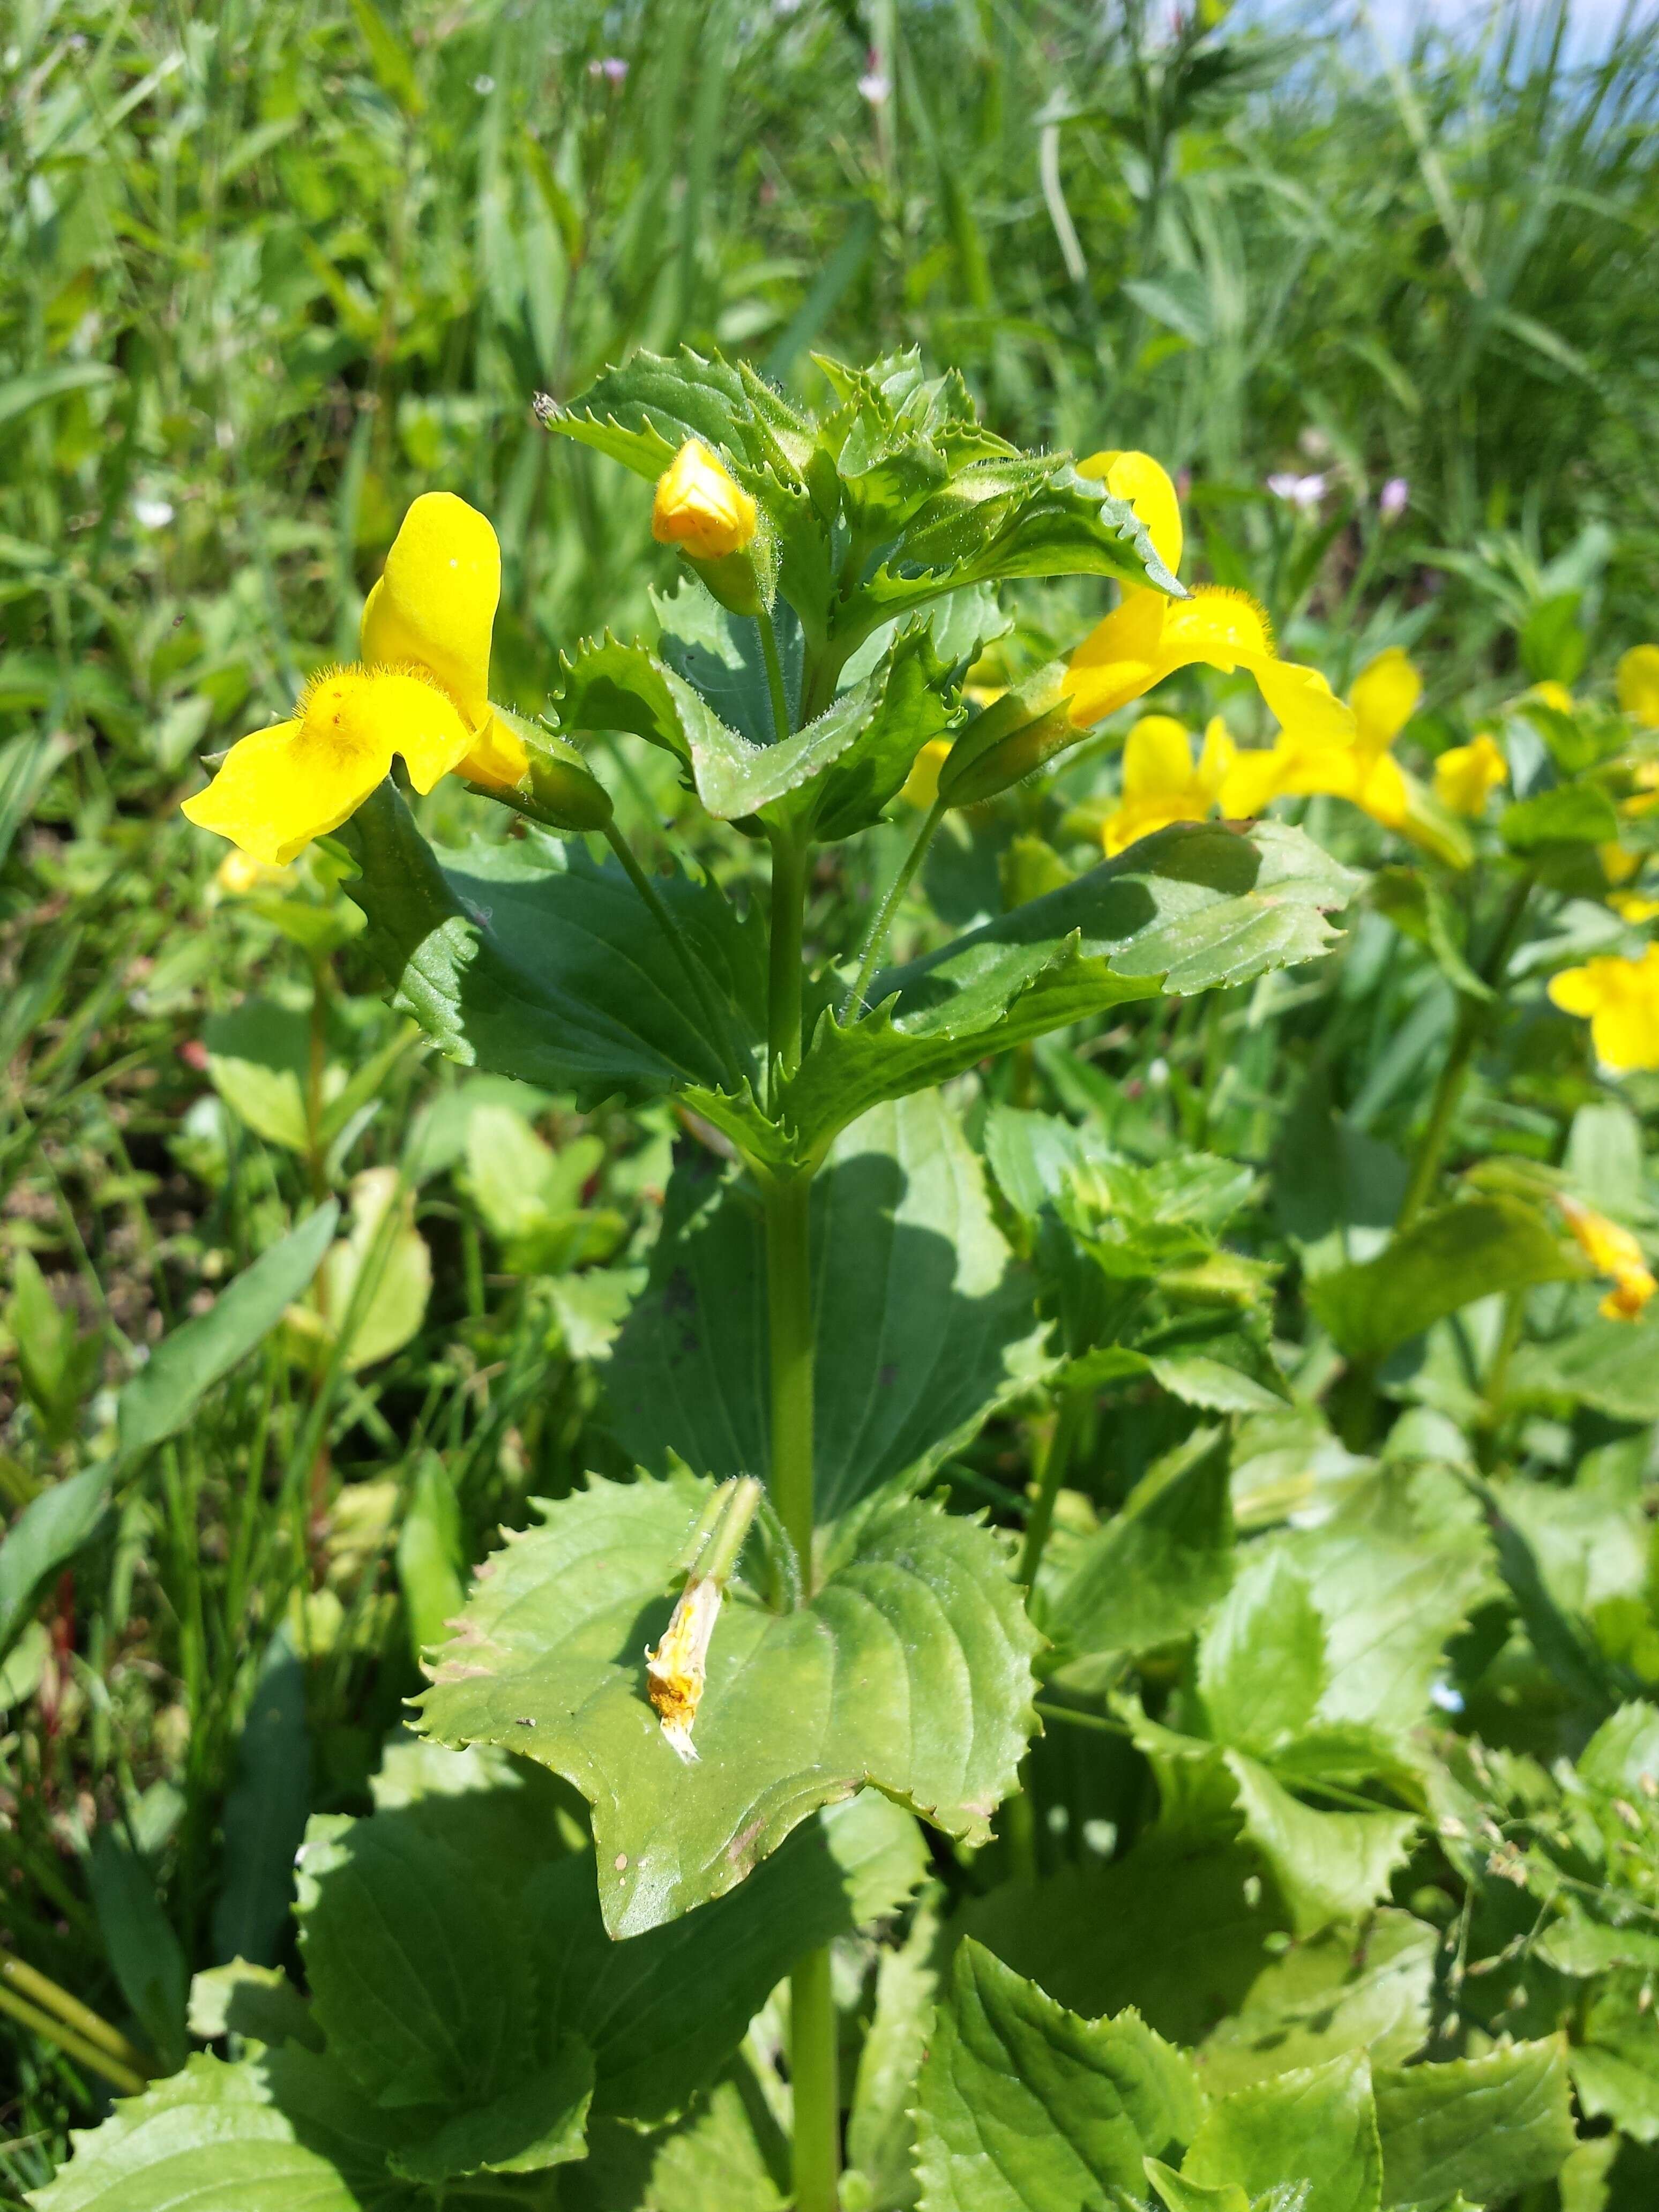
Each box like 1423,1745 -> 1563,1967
646,1576 -> 724,1764
1379,477 -> 1410,522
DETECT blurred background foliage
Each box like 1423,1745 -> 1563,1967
4,0 -> 1659,2195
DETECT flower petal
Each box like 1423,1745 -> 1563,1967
1122,714 -> 1195,800
1349,647 -> 1422,754
183,715 -> 390,868
305,668 -> 474,795
1077,450 -> 1184,576
458,706 -> 532,791
361,492 -> 499,720
1618,644 -> 1659,730
1063,589 -> 1168,727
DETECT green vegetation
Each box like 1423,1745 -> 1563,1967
5,2 -> 1659,2208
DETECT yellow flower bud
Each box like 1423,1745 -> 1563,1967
651,439 -> 757,563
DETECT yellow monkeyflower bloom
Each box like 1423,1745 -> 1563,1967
1549,945 -> 1659,1072
902,736 -> 954,810
652,438 -> 757,562
1558,1195 -> 1657,1323
1434,733 -> 1509,817
1602,842 -> 1641,886
1612,892 -> 1659,925
1063,452 -> 1355,751
1619,645 -> 1659,729
1102,714 -> 1236,856
183,494 -> 527,866
1220,646 -> 1423,832
1528,679 -> 1576,716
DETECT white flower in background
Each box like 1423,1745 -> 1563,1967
133,497 -> 174,529
588,56 -> 628,82
1266,472 -> 1327,512
858,49 -> 891,101
1380,476 -> 1410,521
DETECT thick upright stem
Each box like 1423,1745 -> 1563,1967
765,1165 -> 835,2205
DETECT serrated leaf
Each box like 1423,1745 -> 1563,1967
417,1473 -> 1038,1935
1044,1427 -> 1234,1661
847,1887 -> 944,2207
1195,1914 -> 1436,2097
958,1837 -> 1286,2049
1182,2052 -> 1382,2212
539,347 -> 754,481
777,824 -> 1356,1168
1373,2037 -> 1577,2206
1225,1757 -> 1418,1939
1307,1198 -> 1579,1362
607,1093 -> 1049,1520
536,1790 -> 926,2126
339,781 -> 763,1109
1198,1555 -> 1328,1755
914,1940 -> 1202,2212
26,2048 -> 420,2212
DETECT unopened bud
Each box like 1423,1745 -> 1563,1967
652,439 -> 757,563
937,661 -> 1076,808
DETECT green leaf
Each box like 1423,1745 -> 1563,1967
1571,1975 -> 1659,2144
1044,1427 -> 1234,1661
0,1463 -> 113,1662
1501,783 -> 1620,851
26,2049 -> 418,2212
652,578 -> 803,748
204,999 -> 314,1151
1512,1313 -> 1659,1419
567,2069 -> 790,2212
539,347 -> 757,483
1197,1553 -> 1328,1756
1373,2037 -> 1577,2207
847,1888 -> 944,2208
89,1825 -> 189,2073
1182,2052 -> 1382,2212
1145,2163 -> 1250,2212
779,824 -> 1357,1167
386,2038 -> 592,2181
0,361 -> 117,432
213,1631 -> 312,1969
340,781 -> 763,1109
1224,1757 -> 1417,1940
914,1939 -> 1202,2212
1195,1913 -> 1436,2097
188,1961 -> 320,2052
608,1093 -> 1049,1521
296,1171 -> 429,1374
116,1202 -> 339,1462
958,1837 -> 1286,2049
1306,1198 -> 1578,1362
536,1790 -> 927,2126
395,1455 -> 466,1663
416,1472 -> 1039,1935
0,728 -> 73,871
801,627 -> 958,842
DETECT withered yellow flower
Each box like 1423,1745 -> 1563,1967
645,1575 -> 725,1765
1064,451 -> 1354,750
651,438 -> 757,562
183,494 -> 527,865
1549,945 -> 1659,1072
1559,1195 -> 1657,1322
1434,733 -> 1509,817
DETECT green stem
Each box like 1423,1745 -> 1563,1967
757,598 -> 792,745
0,1982 -> 147,2095
602,818 -> 746,1094
1019,1389 -> 1086,1590
766,1167 -> 836,2206
841,795 -> 946,1021
1395,872 -> 1534,1231
767,828 -> 809,1091
789,1939 -> 840,2212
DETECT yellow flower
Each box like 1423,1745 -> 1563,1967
1102,714 -> 1236,856
651,439 -> 757,562
1619,645 -> 1659,729
1434,733 -> 1509,817
183,494 -> 527,865
1063,452 -> 1355,751
215,851 -> 293,896
1558,1195 -> 1657,1323
1602,841 -> 1641,885
1528,680 -> 1576,716
1549,945 -> 1659,1072
902,736 -> 954,810
1218,646 -> 1424,833
1612,892 -> 1659,925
